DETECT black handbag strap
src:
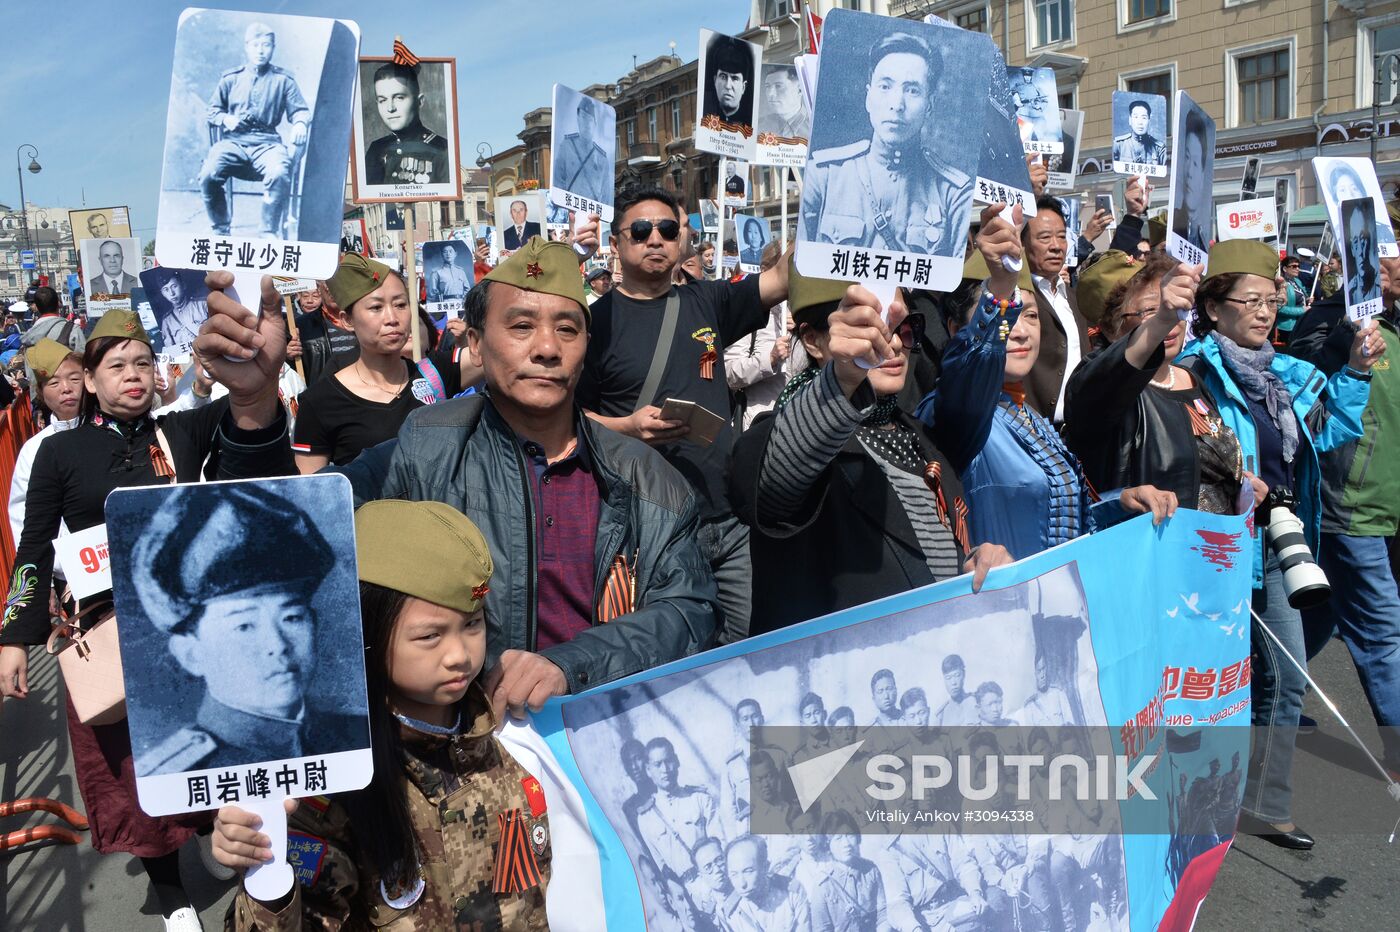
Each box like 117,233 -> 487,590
635,288 -> 681,412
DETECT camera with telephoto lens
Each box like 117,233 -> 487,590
1259,487 -> 1330,609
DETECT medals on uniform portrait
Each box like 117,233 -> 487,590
380,868 -> 426,910
492,808 -> 544,894
693,328 -> 718,380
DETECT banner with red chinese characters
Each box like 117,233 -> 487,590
508,509 -> 1253,931
1215,196 -> 1279,243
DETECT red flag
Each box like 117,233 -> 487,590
392,37 -> 420,67
803,3 -> 823,53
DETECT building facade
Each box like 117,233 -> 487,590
486,0 -> 1400,249
0,203 -> 81,308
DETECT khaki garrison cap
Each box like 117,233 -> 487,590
1205,240 -> 1280,284
26,338 -> 76,381
89,310 -> 150,345
327,253 -> 397,313
484,236 -> 589,313
355,500 -> 493,614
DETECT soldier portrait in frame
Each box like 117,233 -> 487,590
352,56 -> 462,203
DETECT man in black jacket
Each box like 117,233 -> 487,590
195,235 -> 718,718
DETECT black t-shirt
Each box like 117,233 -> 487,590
293,352 -> 462,465
578,276 -> 768,517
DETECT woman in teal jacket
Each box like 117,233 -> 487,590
1179,240 -> 1384,850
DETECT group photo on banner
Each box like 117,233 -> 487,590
2,3 -> 1400,932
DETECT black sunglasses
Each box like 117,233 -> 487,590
895,312 -> 926,353
626,218 -> 681,242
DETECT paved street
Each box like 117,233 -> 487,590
3,636 -> 1397,930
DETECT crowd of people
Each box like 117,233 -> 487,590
0,161 -> 1397,930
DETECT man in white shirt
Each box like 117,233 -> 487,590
1022,197 -> 1088,423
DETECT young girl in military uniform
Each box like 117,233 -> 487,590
212,499 -> 553,930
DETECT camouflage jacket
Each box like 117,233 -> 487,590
227,683 -> 552,930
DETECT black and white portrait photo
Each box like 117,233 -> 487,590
69,206 -> 133,251
421,239 -> 474,323
1340,197 -> 1383,321
1111,90 -> 1169,177
797,9 -> 984,291
1314,155 -> 1399,259
756,61 -> 811,168
82,237 -> 140,298
156,9 -> 360,280
352,56 -> 461,203
107,475 -> 371,817
735,214 -> 771,272
723,160 -> 749,209
1167,91 -> 1216,267
550,84 -> 617,219
699,198 -> 720,232
973,42 -> 1038,212
138,267 -> 210,359
496,193 -> 545,254
1046,108 -> 1083,190
1008,66 -> 1062,155
695,28 -> 762,160
557,563 -> 1122,932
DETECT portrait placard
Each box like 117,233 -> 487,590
1338,197 -> 1384,322
272,277 -> 317,296
1111,90 -> 1169,178
1240,155 -> 1262,199
106,473 -> 371,821
477,225 -> 498,266
549,84 -> 616,221
69,206 -> 133,249
496,193 -> 546,255
699,198 -> 721,233
137,267 -> 258,359
1047,109 -> 1083,191
1313,156 -> 1399,259
797,9 -> 985,293
351,56 -> 461,203
734,214 -> 772,273
754,61 -> 810,168
1166,90 -> 1216,268
721,160 -> 749,209
1215,197 -> 1278,243
695,29 -> 761,160
156,9 -> 361,280
1008,66 -> 1062,155
924,17 -> 1035,217
421,239 -> 474,323
340,218 -> 369,255
1057,196 -> 1081,269
81,236 -> 141,314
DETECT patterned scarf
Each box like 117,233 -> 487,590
775,364 -> 900,425
1209,332 -> 1299,463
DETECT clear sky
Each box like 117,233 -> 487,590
2,0 -> 751,240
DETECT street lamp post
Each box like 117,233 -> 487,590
15,144 -> 41,286
1372,52 -> 1400,166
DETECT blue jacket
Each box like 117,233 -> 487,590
1179,335 -> 1370,588
918,295 -> 1095,561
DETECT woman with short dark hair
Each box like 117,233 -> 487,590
1181,239 -> 1384,849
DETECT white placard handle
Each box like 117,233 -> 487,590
854,280 -> 899,370
242,796 -> 293,902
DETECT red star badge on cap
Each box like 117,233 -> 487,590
526,262 -> 544,279
471,582 -> 490,600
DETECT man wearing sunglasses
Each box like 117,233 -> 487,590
580,186 -> 791,647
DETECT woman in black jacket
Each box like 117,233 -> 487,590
0,301 -> 290,930
1065,250 -> 1265,515
731,260 -> 1011,636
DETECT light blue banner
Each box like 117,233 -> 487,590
523,510 -> 1253,931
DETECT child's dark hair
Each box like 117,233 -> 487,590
339,581 -> 420,881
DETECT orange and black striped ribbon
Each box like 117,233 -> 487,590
392,39 -> 420,67
492,809 -> 542,894
1185,401 -> 1214,437
149,444 -> 175,480
597,555 -> 634,623
922,461 -> 952,530
699,350 -> 717,380
952,497 -> 971,553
